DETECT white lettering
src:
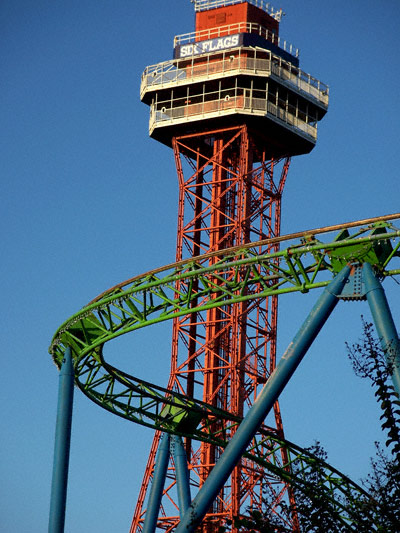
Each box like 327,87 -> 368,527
231,35 -> 239,47
180,45 -> 193,57
179,34 -> 240,58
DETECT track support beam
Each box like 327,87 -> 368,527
171,435 -> 192,517
363,262 -> 400,396
143,433 -> 170,533
175,265 -> 350,532
48,347 -> 74,533
171,435 -> 192,518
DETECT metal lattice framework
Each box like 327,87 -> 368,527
50,214 -> 400,531
133,127 -> 291,530
136,0 -> 328,520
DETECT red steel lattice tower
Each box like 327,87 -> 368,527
131,1 -> 328,531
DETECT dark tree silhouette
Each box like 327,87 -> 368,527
345,319 -> 400,532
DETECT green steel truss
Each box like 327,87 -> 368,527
49,215 -> 400,528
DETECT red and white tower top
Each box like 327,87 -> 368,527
141,0 -> 328,157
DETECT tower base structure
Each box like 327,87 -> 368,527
130,124 -> 297,532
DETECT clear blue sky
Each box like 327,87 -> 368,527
1,1 -> 400,531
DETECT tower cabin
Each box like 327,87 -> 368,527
140,0 -> 329,159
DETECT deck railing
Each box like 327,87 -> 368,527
191,0 -> 283,21
149,89 -> 318,141
174,21 -> 298,57
141,49 -> 329,107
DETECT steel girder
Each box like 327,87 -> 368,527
50,215 -> 400,531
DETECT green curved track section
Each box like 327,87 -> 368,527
50,216 -> 400,528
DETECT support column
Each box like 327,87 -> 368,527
143,433 -> 171,533
175,265 -> 350,532
171,435 -> 191,517
48,347 -> 75,533
363,262 -> 400,396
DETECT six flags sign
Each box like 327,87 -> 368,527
177,34 -> 241,58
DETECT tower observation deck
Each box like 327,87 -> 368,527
132,1 -> 329,531
141,0 -> 328,157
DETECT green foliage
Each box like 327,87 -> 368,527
346,319 -> 400,531
346,318 -> 400,456
285,443 -> 350,532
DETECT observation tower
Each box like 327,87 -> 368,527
132,0 -> 329,531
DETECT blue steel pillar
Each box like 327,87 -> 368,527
363,262 -> 400,396
171,435 -> 191,517
143,433 -> 171,533
175,265 -> 350,533
48,347 -> 75,533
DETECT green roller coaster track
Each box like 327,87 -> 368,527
50,214 -> 400,529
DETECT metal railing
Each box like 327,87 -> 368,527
149,88 -> 318,141
191,0 -> 284,21
174,21 -> 298,57
272,61 -> 329,105
141,48 -> 329,107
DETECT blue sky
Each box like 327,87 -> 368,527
1,1 -> 400,531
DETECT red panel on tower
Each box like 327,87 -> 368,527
195,2 -> 279,36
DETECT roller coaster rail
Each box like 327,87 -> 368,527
49,213 -> 400,530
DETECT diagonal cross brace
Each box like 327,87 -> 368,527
175,265 -> 350,532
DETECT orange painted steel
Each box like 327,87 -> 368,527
130,125 -> 295,531
131,0 -> 329,526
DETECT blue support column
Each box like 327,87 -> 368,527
143,433 -> 171,533
48,347 -> 75,533
363,262 -> 400,396
175,265 -> 350,533
171,435 -> 191,517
